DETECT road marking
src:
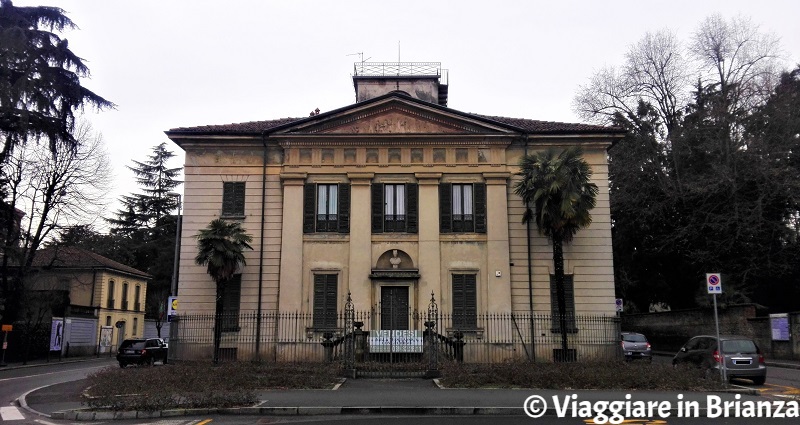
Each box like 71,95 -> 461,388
0,365 -> 109,383
128,421 -> 197,425
33,419 -> 61,425
583,420 -> 667,424
0,406 -> 25,421
196,420 -> 213,425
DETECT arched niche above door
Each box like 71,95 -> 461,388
375,249 -> 415,270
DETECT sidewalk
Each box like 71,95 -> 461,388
0,353 -> 116,371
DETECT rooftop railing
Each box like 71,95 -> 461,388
354,62 -> 446,83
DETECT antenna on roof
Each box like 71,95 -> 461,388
347,52 -> 370,63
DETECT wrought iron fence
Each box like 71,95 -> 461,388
168,310 -> 620,366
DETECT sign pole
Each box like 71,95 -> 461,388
0,329 -> 9,367
706,273 -> 726,385
712,293 -> 726,384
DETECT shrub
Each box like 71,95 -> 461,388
438,360 -> 724,391
83,361 -> 342,411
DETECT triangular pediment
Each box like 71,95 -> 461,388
276,97 -> 514,135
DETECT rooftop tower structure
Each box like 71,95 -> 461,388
352,62 -> 448,106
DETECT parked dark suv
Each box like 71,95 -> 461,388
116,338 -> 168,368
620,332 -> 652,362
672,335 -> 766,385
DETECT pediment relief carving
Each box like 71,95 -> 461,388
288,105 -> 500,135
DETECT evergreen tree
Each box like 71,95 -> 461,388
0,0 -> 113,166
107,143 -> 183,322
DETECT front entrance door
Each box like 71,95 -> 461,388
380,286 -> 409,330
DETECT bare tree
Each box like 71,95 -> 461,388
1,120 -> 110,325
691,14 -> 783,114
574,29 -> 689,139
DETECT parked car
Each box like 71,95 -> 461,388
116,338 -> 168,368
620,332 -> 652,362
672,335 -> 766,385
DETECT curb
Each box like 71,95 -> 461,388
17,385 -> 53,418
0,356 -> 113,372
52,406 -> 526,420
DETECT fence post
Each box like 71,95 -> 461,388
344,292 -> 355,377
425,291 -> 440,377
452,331 -> 465,363
322,332 -> 335,362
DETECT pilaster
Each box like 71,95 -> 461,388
484,172 -> 512,312
278,173 -> 306,311
415,172 -> 442,309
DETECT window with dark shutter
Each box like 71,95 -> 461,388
406,183 -> 418,233
440,183 -> 486,233
452,274 -> 477,329
222,274 -> 242,331
549,274 -> 577,333
372,182 -> 418,234
439,183 -> 452,233
315,184 -> 338,232
222,182 -> 245,217
371,183 -> 384,233
303,184 -> 315,233
383,184 -> 406,232
337,183 -> 350,233
303,183 -> 350,233
107,280 -> 115,309
313,274 -> 338,329
473,183 -> 487,233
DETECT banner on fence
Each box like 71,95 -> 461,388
369,330 -> 423,353
50,318 -> 64,352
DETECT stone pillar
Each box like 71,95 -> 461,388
484,172 -> 512,312
416,173 -> 442,311
278,173 -> 306,312
347,172 -> 374,312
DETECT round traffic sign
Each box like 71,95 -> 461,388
706,273 -> 723,294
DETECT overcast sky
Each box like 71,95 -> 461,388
14,0 -> 800,227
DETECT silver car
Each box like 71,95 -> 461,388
672,335 -> 766,385
620,332 -> 652,362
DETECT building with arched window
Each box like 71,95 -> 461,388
166,62 -> 624,363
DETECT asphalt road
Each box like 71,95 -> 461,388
0,357 -> 116,424
4,356 -> 800,425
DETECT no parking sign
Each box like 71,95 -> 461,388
706,273 -> 723,294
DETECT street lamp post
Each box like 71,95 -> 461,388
169,193 -> 182,297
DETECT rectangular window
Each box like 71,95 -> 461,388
303,183 -> 350,233
316,184 -> 338,232
439,183 -> 487,233
221,274 -> 242,331
133,318 -> 138,335
222,182 -> 245,217
122,282 -> 129,310
107,280 -> 115,309
134,285 -> 141,312
385,184 -> 405,232
372,183 -> 418,233
313,274 -> 338,329
452,274 -> 477,329
550,274 -> 578,333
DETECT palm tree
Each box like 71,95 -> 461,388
195,218 -> 253,363
514,146 -> 598,362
